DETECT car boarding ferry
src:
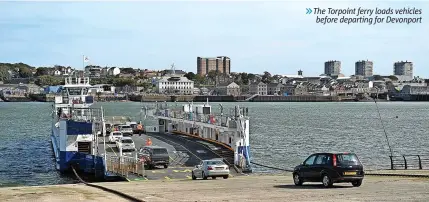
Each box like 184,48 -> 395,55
144,100 -> 252,173
50,77 -> 107,178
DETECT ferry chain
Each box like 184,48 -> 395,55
71,166 -> 145,202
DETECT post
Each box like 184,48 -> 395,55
418,155 -> 422,169
101,107 -> 107,174
389,156 -> 393,170
403,155 -> 407,169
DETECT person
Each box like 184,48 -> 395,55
137,122 -> 143,136
145,138 -> 152,146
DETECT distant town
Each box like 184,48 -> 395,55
0,56 -> 428,102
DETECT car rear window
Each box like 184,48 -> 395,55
122,139 -> 133,143
153,148 -> 168,155
121,126 -> 131,129
207,161 -> 224,165
112,132 -> 122,136
336,153 -> 360,165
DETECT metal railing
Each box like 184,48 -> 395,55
389,155 -> 429,170
105,156 -> 146,177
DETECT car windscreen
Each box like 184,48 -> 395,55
152,148 -> 168,155
335,153 -> 360,165
207,161 -> 225,165
122,139 -> 133,143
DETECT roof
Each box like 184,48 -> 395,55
157,76 -> 193,82
141,146 -> 167,149
120,137 -> 133,140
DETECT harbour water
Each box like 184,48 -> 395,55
0,101 -> 428,187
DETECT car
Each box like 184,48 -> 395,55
293,152 -> 365,188
109,131 -> 123,143
118,125 -> 133,136
137,146 -> 170,169
116,137 -> 135,152
192,159 -> 230,180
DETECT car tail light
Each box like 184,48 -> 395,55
333,154 -> 337,167
207,167 -> 213,170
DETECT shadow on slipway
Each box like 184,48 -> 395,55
273,184 -> 354,189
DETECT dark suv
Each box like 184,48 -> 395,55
293,153 -> 364,188
138,146 -> 170,169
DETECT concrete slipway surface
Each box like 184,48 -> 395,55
1,173 -> 429,202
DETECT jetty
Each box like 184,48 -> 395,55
1,173 -> 428,202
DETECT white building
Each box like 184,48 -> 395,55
156,76 -> 194,95
108,67 -> 121,76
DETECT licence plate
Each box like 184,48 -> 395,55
215,167 -> 223,170
344,171 -> 356,175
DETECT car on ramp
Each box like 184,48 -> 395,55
192,159 -> 230,180
293,152 -> 365,188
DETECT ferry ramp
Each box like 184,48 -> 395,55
98,132 -> 237,181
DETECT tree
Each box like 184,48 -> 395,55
184,72 -> 196,81
194,74 -> 205,84
388,75 -> 398,81
35,67 -> 51,76
35,75 -> 62,86
0,68 -> 10,81
18,66 -> 32,78
207,70 -> 219,80
373,75 -> 383,81
120,67 -> 136,75
261,71 -> 272,83
112,78 -> 135,87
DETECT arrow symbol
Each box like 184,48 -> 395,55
306,8 -> 312,14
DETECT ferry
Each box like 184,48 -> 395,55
145,100 -> 252,173
50,77 -> 107,178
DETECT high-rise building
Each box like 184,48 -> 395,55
324,60 -> 341,76
394,61 -> 413,77
355,60 -> 373,77
197,56 -> 231,76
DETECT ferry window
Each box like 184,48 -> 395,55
67,87 -> 82,95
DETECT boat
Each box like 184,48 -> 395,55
144,100 -> 252,173
50,77 -> 107,179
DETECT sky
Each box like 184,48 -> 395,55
0,0 -> 428,77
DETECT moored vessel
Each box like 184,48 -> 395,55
145,100 -> 252,173
50,77 -> 106,178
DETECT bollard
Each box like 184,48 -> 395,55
389,156 -> 393,170
403,155 -> 407,169
418,155 -> 422,170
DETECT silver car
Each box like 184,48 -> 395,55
192,159 -> 230,180
116,137 -> 135,152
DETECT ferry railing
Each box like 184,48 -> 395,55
105,155 -> 146,177
389,155 -> 429,170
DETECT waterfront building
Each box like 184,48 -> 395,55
355,60 -> 373,77
249,82 -> 267,95
216,82 -> 241,96
108,67 -> 121,76
267,83 -> 284,95
324,60 -> 341,76
394,61 -> 413,79
155,75 -> 194,95
197,56 -> 231,76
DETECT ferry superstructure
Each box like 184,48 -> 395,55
145,100 -> 252,172
50,77 -> 106,178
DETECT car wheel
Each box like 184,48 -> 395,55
202,172 -> 207,180
322,174 -> 333,188
212,177 -> 216,179
293,173 -> 303,186
352,180 -> 362,187
191,172 -> 197,180
164,164 -> 168,169
223,175 -> 229,179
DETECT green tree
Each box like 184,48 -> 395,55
35,75 -> 62,86
112,78 -> 136,87
261,71 -> 272,83
0,68 -> 10,81
388,75 -> 398,81
184,72 -> 196,80
18,66 -> 33,78
35,67 -> 51,76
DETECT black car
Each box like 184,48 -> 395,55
293,152 -> 364,188
138,146 -> 170,169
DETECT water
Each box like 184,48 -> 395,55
0,101 -> 428,187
